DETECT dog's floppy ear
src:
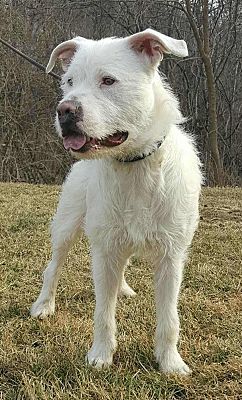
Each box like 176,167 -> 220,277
46,37 -> 84,73
128,28 -> 188,66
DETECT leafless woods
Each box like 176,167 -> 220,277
0,0 -> 241,185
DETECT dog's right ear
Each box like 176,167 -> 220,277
46,38 -> 84,73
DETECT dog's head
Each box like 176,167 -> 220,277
46,29 -> 188,160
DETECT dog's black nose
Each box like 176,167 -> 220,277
57,101 -> 83,136
57,101 -> 76,118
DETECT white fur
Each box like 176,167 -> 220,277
31,30 -> 202,375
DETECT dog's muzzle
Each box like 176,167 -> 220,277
57,100 -> 83,138
56,100 -> 128,153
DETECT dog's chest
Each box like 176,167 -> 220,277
85,162 -> 165,247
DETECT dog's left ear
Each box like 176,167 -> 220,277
128,28 -> 188,66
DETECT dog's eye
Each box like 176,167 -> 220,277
102,77 -> 116,86
67,78 -> 73,86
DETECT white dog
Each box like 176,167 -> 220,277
31,29 -> 202,374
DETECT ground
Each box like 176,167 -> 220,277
0,183 -> 241,400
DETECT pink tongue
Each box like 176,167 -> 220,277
63,135 -> 87,150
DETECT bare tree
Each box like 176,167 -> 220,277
174,0 -> 222,184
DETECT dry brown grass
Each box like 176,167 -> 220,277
0,183 -> 241,399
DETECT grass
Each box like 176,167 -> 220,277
0,183 -> 241,400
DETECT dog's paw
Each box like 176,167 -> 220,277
119,281 -> 136,297
30,298 -> 55,319
156,348 -> 191,375
87,345 -> 114,369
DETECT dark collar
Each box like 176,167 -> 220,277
116,140 -> 163,163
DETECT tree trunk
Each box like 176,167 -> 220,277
184,0 -> 224,185
203,54 -> 224,185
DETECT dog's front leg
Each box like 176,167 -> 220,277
154,253 -> 191,375
31,182 -> 84,319
87,247 -> 128,368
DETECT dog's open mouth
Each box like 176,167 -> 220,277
63,131 -> 128,153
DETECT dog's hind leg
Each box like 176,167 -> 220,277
118,261 -> 136,297
31,171 -> 86,319
119,276 -> 136,297
154,252 -> 191,375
